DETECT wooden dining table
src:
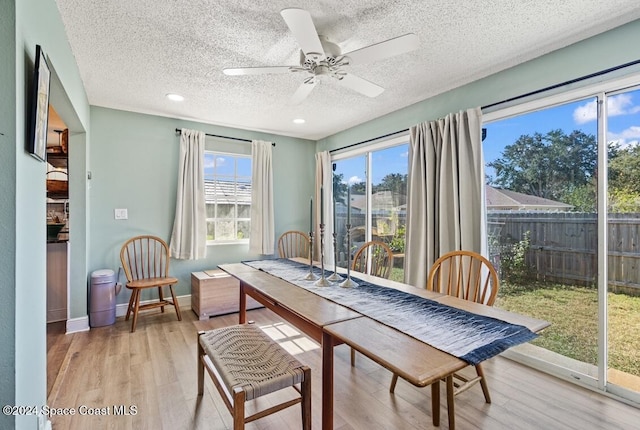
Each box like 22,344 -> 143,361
219,260 -> 549,430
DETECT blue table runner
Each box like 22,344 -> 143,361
243,258 -> 537,365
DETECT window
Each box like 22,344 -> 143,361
332,136 -> 409,282
204,151 -> 251,243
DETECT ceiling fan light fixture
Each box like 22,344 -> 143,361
225,8 -> 419,104
166,93 -> 184,102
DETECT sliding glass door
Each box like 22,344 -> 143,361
333,155 -> 367,269
484,78 -> 640,403
332,138 -> 408,282
606,86 -> 640,398
484,97 -> 600,384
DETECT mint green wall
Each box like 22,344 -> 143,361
1,2 -> 17,428
317,19 -> 640,151
12,0 -> 90,428
89,107 -> 315,305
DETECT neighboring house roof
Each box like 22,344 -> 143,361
348,191 -> 403,213
486,185 -> 573,211
205,179 -> 251,205
205,181 -> 572,211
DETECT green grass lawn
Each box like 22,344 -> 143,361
496,281 -> 640,377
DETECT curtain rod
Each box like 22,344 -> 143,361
481,58 -> 640,110
329,129 -> 409,154
174,128 -> 275,146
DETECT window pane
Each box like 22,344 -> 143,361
214,155 -> 234,176
238,204 -> 250,218
238,220 -> 250,239
215,220 -> 235,240
606,88 -> 640,390
485,97 -> 599,381
237,157 -> 252,177
204,153 -> 215,181
217,204 -> 235,218
371,145 -> 407,282
333,156 -> 366,269
206,221 -> 215,241
206,204 -> 215,218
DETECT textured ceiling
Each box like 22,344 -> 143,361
55,1 -> 640,141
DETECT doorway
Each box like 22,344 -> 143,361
46,105 -> 69,324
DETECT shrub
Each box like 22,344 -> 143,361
497,231 -> 532,283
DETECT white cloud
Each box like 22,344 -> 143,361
215,156 -> 226,167
348,175 -> 362,184
573,100 -> 597,124
573,93 -> 636,124
400,151 -> 408,157
608,125 -> 640,149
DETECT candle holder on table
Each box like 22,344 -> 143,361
327,231 -> 342,282
313,223 -> 331,287
303,231 -> 318,281
339,223 -> 358,288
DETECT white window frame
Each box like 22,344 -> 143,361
204,150 -> 252,245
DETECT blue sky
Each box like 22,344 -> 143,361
204,153 -> 251,179
334,144 -> 409,187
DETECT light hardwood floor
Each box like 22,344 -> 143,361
47,308 -> 640,429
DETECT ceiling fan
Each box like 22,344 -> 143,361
223,8 -> 419,104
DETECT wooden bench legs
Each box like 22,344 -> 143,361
197,325 -> 311,430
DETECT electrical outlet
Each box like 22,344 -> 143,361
114,208 -> 128,220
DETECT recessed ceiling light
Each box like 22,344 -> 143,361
166,93 -> 184,102
293,118 -> 306,124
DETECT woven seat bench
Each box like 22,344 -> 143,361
197,324 -> 312,430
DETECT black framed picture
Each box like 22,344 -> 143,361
27,44 -> 51,162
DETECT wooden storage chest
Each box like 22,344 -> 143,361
191,269 -> 262,320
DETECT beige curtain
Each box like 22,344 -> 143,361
314,151 -> 334,266
249,140 -> 275,254
404,108 -> 485,288
170,128 -> 206,259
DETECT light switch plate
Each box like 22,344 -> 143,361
114,208 -> 128,220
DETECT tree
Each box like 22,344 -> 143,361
332,173 -> 348,204
351,181 -> 366,194
488,129 -> 597,203
374,173 -> 407,193
373,173 -> 408,207
609,144 -> 640,194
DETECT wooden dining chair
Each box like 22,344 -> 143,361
120,235 -> 182,332
350,240 -> 395,365
351,240 -> 394,279
389,250 -> 499,404
277,230 -> 310,259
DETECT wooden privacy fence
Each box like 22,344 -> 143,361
487,211 -> 640,294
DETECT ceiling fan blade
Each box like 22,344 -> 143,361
344,33 -> 419,65
337,73 -> 384,98
290,81 -> 316,105
223,66 -> 292,76
280,8 -> 325,58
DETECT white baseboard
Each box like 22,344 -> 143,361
66,316 -> 90,334
116,294 -> 191,317
63,295 -> 191,334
